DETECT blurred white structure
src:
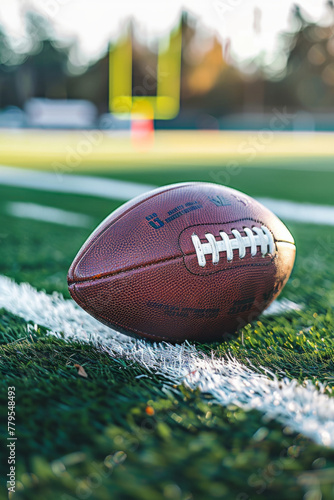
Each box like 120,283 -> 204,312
24,98 -> 97,129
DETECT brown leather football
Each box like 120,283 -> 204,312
68,182 -> 295,343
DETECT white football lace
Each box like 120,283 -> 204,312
191,225 -> 275,267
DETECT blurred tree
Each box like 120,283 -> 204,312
22,12 -> 69,100
269,6 -> 334,110
0,26 -> 24,108
181,22 -> 245,117
0,12 -> 70,106
1,7 -> 334,122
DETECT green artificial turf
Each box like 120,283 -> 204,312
1,159 -> 334,499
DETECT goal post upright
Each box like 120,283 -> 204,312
109,20 -> 182,144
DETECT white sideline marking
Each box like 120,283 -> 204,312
258,198 -> 334,227
0,275 -> 332,449
6,202 -> 93,228
263,298 -> 301,315
0,165 -> 155,200
1,165 -> 334,226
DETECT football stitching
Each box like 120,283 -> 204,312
191,226 -> 275,267
179,218 -> 277,275
181,241 -> 295,277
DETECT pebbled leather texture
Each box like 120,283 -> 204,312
68,182 -> 296,342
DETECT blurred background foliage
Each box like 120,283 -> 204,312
2,7 -> 334,125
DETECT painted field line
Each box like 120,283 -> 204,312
262,298 -> 301,315
0,275 -> 332,449
258,198 -> 334,227
1,165 -> 334,226
0,165 -> 155,200
6,202 -> 94,228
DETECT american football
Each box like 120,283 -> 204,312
68,182 -> 295,342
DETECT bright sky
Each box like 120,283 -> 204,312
0,0 -> 332,69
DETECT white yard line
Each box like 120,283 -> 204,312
1,165 -> 334,226
262,298 -> 301,315
0,165 -> 155,200
6,202 -> 93,228
1,276 -> 332,449
257,198 -> 334,227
